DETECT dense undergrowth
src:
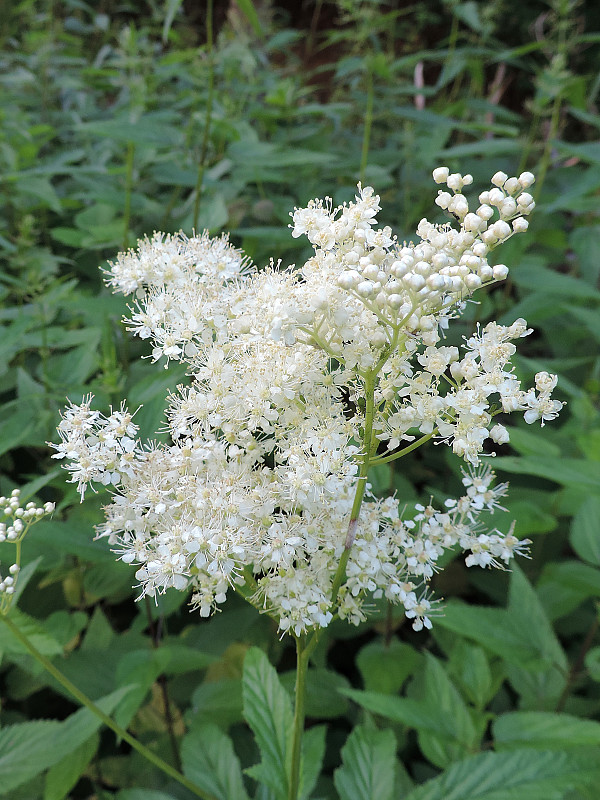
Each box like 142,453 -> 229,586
1,1 -> 600,798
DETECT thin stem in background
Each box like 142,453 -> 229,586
144,595 -> 182,772
555,610 -> 599,713
304,0 -> 323,62
0,612 -> 213,800
193,0 -> 215,232
359,66 -> 374,185
123,141 -> 135,250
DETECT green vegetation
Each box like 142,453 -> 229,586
1,1 -> 600,798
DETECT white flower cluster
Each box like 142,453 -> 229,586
0,489 -> 55,611
51,169 -> 561,635
53,398 -> 140,498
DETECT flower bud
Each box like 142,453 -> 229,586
432,166 -> 449,183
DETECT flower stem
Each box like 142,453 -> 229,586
288,633 -> 309,800
0,612 -> 214,800
370,431 -> 434,465
330,371 -> 376,605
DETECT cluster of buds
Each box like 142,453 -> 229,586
0,489 -> 55,612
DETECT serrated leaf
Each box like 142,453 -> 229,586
345,656 -> 481,769
434,603 -> 542,668
0,607 -> 63,657
570,496 -> 600,566
403,748 -> 600,800
44,732 -> 99,800
494,712 -> 600,750
299,725 -> 326,800
449,641 -> 494,711
505,566 -> 567,709
334,724 -> 396,800
0,687 -> 130,794
357,638 -> 421,695
242,647 -> 292,798
342,687 -> 446,733
181,722 -> 250,800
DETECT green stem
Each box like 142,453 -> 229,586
359,66 -> 374,185
288,633 -> 309,800
534,91 -> 562,200
370,432 -> 434,465
0,612 -> 214,800
193,0 -> 215,231
330,372 -> 377,605
123,141 -> 135,250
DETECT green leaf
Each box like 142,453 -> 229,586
242,647 -> 292,798
181,722 -> 250,800
0,688 -> 130,794
565,304 -> 600,343
280,667 -> 349,718
334,724 -> 396,800
162,0 -> 184,42
434,603 -> 541,668
570,224 -> 600,285
356,638 -> 421,695
512,263 -> 600,300
494,456 -> 600,489
494,712 -> 600,750
448,641 -> 494,710
403,748 -> 600,800
299,725 -> 326,800
537,561 -> 600,620
235,0 -> 263,35
44,732 -> 99,800
342,687 -> 448,734
344,654 -> 479,768
191,678 -> 244,728
585,646 -> 600,681
570,496 -> 600,566
505,566 -> 568,709
418,654 -> 480,767
117,792 -> 179,800
0,608 -> 63,657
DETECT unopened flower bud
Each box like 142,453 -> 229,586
518,171 -> 535,188
512,217 -> 529,233
432,166 -> 449,183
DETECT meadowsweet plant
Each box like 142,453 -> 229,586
51,167 -> 562,799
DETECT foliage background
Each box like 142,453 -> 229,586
1,0 -> 600,798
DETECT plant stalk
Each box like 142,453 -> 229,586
0,612 -> 214,800
330,371 -> 376,605
288,633 -> 309,800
